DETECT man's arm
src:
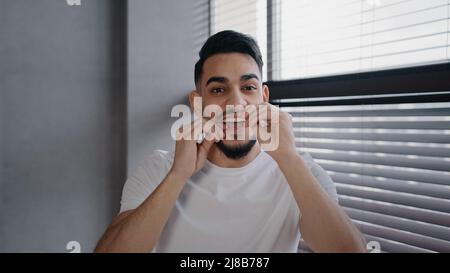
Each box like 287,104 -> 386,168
276,153 -> 366,252
94,171 -> 187,253
258,102 -> 366,252
95,119 -> 214,253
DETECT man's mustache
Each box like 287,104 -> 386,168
204,108 -> 253,125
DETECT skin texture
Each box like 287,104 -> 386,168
94,53 -> 367,253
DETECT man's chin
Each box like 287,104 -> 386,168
215,139 -> 257,160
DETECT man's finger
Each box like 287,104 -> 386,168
197,137 -> 214,166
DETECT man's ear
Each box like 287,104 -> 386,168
262,84 -> 270,103
189,89 -> 201,111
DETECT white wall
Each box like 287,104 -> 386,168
0,0 -> 127,252
127,0 -> 209,173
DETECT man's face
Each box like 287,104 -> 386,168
193,53 -> 269,156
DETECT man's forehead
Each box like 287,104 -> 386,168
201,53 -> 261,84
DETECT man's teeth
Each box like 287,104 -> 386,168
224,117 -> 246,123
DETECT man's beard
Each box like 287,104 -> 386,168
215,140 -> 257,159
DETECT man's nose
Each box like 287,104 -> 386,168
226,89 -> 247,108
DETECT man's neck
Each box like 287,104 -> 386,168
206,142 -> 261,168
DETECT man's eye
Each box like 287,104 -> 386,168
211,88 -> 225,94
243,86 -> 257,91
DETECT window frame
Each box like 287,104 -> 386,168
265,62 -> 450,105
208,0 -> 450,104
208,0 -> 450,252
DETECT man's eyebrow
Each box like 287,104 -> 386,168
206,76 -> 228,86
240,73 -> 259,81
205,74 -> 259,86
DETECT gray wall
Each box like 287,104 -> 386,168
0,0 -> 208,252
0,0 -> 127,252
127,0 -> 209,173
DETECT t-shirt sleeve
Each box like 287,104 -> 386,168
119,150 -> 173,214
299,151 -> 339,203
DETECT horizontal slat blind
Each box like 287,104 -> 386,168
280,92 -> 450,252
210,0 -> 450,252
210,0 -> 268,80
276,0 -> 450,80
211,0 -> 450,80
193,0 -> 211,56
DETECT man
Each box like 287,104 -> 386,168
95,30 -> 366,253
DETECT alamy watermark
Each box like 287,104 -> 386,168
170,98 -> 280,151
66,241 -> 81,253
366,241 -> 381,253
66,0 -> 81,6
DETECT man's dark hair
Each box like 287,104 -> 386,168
194,30 -> 263,87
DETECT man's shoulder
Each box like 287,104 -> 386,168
297,151 -> 317,168
150,149 -> 174,163
297,151 -> 328,177
119,150 -> 174,214
297,150 -> 339,201
136,149 -> 174,175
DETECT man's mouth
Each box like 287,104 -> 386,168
223,117 -> 246,124
223,116 -> 247,129
221,115 -> 252,142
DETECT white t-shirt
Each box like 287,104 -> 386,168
119,149 -> 338,253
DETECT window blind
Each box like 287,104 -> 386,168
193,0 -> 212,57
276,0 -> 450,80
210,0 -> 450,253
212,0 -> 450,81
210,0 -> 268,80
275,92 -> 450,253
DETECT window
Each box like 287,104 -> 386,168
278,0 -> 450,80
211,0 -> 450,252
210,0 -> 268,80
212,0 -> 450,80
275,89 -> 450,253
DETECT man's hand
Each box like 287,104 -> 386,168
255,103 -> 366,252
256,102 -> 297,162
95,119 -> 219,253
170,118 -> 215,181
